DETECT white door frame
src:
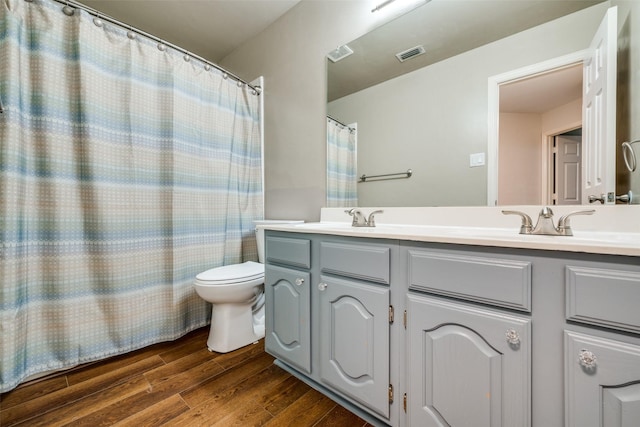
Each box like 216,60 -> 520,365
487,50 -> 588,206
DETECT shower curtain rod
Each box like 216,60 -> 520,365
327,115 -> 355,132
44,0 -> 261,94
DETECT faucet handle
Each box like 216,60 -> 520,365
502,210 -> 533,234
344,208 -> 365,226
367,210 -> 384,227
557,209 -> 595,236
344,208 -> 356,226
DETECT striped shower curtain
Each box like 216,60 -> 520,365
326,117 -> 357,207
0,0 -> 263,392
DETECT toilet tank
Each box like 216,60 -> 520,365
253,220 -> 304,263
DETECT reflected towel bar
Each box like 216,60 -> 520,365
359,169 -> 412,183
622,139 -> 640,172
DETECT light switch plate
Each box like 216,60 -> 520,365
470,152 -> 485,167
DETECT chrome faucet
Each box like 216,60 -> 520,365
502,207 -> 595,236
344,208 -> 384,227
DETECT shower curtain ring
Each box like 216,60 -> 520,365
93,12 -> 103,27
127,25 -> 136,40
62,1 -> 75,16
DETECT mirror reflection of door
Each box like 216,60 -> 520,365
495,6 -> 617,207
497,64 -> 583,205
554,132 -> 582,205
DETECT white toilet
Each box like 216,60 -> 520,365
194,220 -> 302,353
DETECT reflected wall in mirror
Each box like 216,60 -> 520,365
326,0 -> 613,207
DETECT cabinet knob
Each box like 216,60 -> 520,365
294,278 -> 305,286
318,283 -> 327,291
578,349 -> 597,370
505,328 -> 520,345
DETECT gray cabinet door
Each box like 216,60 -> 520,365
565,331 -> 640,427
265,264 -> 311,373
318,275 -> 390,419
407,294 -> 531,427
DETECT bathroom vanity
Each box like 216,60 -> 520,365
261,207 -> 640,427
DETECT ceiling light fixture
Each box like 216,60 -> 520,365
371,0 -> 396,13
371,0 -> 430,14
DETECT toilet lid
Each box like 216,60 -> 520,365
196,261 -> 264,284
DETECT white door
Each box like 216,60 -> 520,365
556,135 -> 582,205
582,7 -> 617,204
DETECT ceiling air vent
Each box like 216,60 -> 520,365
327,45 -> 354,63
395,45 -> 426,62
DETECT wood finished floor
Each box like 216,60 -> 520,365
0,327 -> 372,426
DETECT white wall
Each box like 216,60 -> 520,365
499,113 -> 542,205
541,98 -> 583,135
219,1 -> 393,221
221,1 -> 615,220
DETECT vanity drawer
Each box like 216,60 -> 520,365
320,241 -> 390,284
266,236 -> 311,269
407,249 -> 531,312
566,266 -> 640,334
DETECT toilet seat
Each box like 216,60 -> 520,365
195,261 -> 264,285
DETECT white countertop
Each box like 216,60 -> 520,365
260,206 -> 640,257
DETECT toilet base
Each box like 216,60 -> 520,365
206,302 -> 265,353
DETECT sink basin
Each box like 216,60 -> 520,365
291,222 -> 352,229
568,230 -> 640,244
276,223 -> 639,244
447,226 -> 640,243
261,221 -> 640,257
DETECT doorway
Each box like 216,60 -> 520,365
550,128 -> 582,205
488,54 -> 585,205
495,62 -> 584,205
488,7 -> 618,206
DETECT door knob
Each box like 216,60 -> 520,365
588,194 -> 605,204
615,191 -> 633,204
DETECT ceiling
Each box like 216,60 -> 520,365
79,0 -> 302,63
500,64 -> 584,114
327,0 -> 605,101
76,0 -> 600,110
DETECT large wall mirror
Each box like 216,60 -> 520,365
326,0 -> 618,208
